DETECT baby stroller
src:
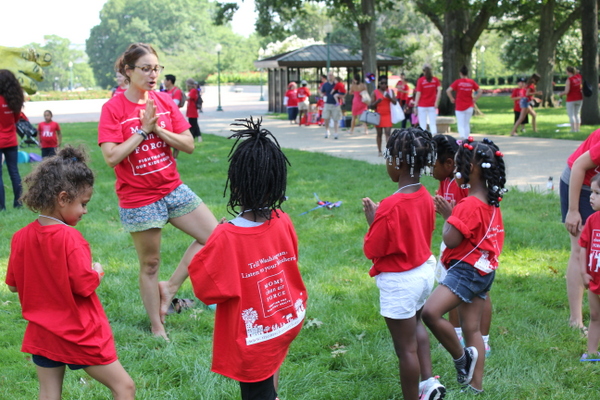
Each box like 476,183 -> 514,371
16,117 -> 39,148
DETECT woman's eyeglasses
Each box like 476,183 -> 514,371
133,65 -> 164,74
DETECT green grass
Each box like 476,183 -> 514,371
0,121 -> 597,399
471,96 -> 595,140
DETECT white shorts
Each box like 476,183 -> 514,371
375,255 -> 435,320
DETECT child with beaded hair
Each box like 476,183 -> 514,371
5,146 -> 135,399
188,118 -> 307,400
363,127 -> 446,400
423,137 -> 506,395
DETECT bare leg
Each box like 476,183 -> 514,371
375,127 -> 383,156
384,313 -> 423,400
422,285 -> 464,358
159,203 -> 218,322
481,294 -> 492,336
567,233 -> 585,329
510,108 -> 528,136
363,122 -> 369,135
36,365 -> 65,400
588,291 -> 600,354
460,296 -> 486,391
530,108 -> 537,132
384,127 -> 391,146
85,360 -> 136,400
130,228 -> 165,338
350,114 -> 357,134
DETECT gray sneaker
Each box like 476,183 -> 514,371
455,346 -> 478,385
419,376 -> 446,400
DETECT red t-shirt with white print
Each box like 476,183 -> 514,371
442,196 -> 504,275
436,177 -> 468,204
188,211 -> 307,383
98,91 -> 191,208
38,121 -> 61,148
567,129 -> 600,187
579,211 -> 600,294
416,76 -> 441,107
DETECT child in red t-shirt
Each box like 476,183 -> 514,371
37,109 -> 62,158
579,173 -> 600,361
331,77 -> 347,106
316,96 -> 325,125
188,118 -> 307,400
362,127 -> 445,400
423,137 -> 506,394
5,146 -> 135,400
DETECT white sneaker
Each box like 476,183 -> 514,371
419,376 -> 446,400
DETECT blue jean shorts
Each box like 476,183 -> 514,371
119,184 -> 203,233
441,261 -> 494,303
32,354 -> 88,370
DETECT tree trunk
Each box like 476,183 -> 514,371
536,1 -> 557,107
359,0 -> 377,93
440,8 -> 472,115
581,0 -> 600,125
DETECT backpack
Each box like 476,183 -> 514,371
177,87 -> 187,108
196,88 -> 203,109
583,80 -> 593,97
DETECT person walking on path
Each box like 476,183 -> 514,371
370,76 -> 397,156
350,74 -> 368,135
415,64 -> 441,135
185,78 -> 202,143
446,66 -> 481,140
98,43 -> 218,340
321,72 -> 342,139
510,73 -> 542,137
559,66 -> 583,133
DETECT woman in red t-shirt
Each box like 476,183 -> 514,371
415,64 -> 442,134
370,76 -> 397,156
98,43 -> 218,340
559,66 -> 583,132
510,73 -> 542,136
0,69 -> 24,211
185,78 -> 202,142
446,66 -> 481,140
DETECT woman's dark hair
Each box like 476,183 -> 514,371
21,145 -> 94,212
529,73 -> 541,85
433,134 -> 459,163
566,66 -> 575,74
384,127 -> 436,177
117,43 -> 159,83
44,110 -> 53,117
460,65 -> 468,76
354,73 -> 361,84
454,137 -> 507,207
0,69 -> 25,114
423,65 -> 433,82
225,117 -> 290,220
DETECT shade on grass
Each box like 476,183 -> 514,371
0,121 -> 595,399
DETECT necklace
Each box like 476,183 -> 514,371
394,183 -> 421,194
39,215 -> 68,226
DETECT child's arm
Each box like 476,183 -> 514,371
580,246 -> 592,289
92,262 -> 104,282
7,285 -> 17,293
442,221 -> 464,249
362,197 -> 379,226
56,128 -> 62,147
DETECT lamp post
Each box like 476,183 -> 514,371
68,61 -> 73,91
259,48 -> 265,101
324,22 -> 332,73
480,45 -> 486,82
216,43 -> 223,112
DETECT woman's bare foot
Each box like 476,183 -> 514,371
158,281 -> 176,324
152,327 -> 169,341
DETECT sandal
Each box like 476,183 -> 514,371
167,298 -> 195,315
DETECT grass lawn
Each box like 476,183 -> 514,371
0,121 -> 597,399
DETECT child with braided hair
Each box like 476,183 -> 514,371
423,137 -> 506,395
363,127 -> 446,400
432,135 -> 493,357
187,117 -> 307,400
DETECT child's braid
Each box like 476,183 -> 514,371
384,127 -> 436,176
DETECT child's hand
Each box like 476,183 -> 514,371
434,195 -> 454,220
582,273 -> 592,289
218,217 -> 228,224
362,197 -> 379,226
92,262 -> 104,281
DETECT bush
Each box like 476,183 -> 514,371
498,77 -> 505,85
488,77 -> 496,85
205,71 -> 265,85
481,78 -> 488,85
507,76 -> 514,85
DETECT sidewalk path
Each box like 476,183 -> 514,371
24,87 -> 580,192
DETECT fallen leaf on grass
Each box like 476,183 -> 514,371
304,318 -> 324,329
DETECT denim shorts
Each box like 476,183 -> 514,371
119,184 -> 203,232
441,261 -> 494,303
32,354 -> 88,370
375,255 -> 435,319
560,171 -> 594,224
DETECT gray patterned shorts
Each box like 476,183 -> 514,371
119,184 -> 203,233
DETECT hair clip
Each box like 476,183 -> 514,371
461,183 -> 471,189
492,185 -> 499,192
498,197 -> 502,202
456,140 -> 463,146
463,143 -> 473,150
481,163 -> 492,168
467,136 -> 474,142
495,151 -> 503,157
455,172 -> 462,179
501,188 -> 509,194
